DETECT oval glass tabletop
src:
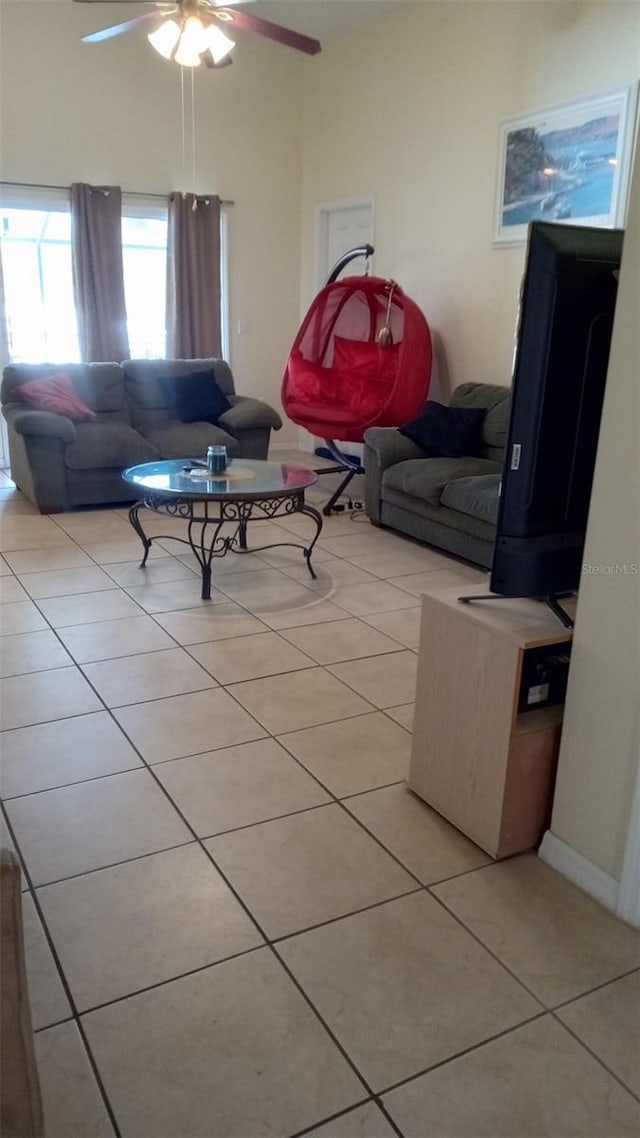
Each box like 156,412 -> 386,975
122,458 -> 318,499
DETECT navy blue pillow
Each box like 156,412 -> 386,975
160,369 -> 231,424
399,401 -> 485,457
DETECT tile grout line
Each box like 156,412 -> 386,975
11,743 -> 638,1112
546,974 -> 640,1106
0,806 -> 122,1138
2,520 -> 446,1130
423,869 -> 640,1052
550,963 -> 640,1013
2,517 -> 294,1132
1,542 -> 620,975
286,1097 -> 387,1138
53,712 -> 395,1114
372,1009 -> 550,1101
20,839 -> 196,890
0,526 -> 623,960
424,883 -> 548,1008
5,496 -> 636,1131
9,725 -> 593,1135
547,1003 -> 640,1105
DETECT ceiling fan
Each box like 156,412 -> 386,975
73,0 -> 322,69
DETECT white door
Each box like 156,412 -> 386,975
300,199 -> 375,456
317,199 -> 374,288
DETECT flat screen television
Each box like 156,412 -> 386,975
490,220 -> 624,607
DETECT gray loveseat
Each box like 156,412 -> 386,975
364,382 -> 511,568
1,358 -> 282,513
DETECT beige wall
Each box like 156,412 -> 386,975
0,0 -> 304,440
298,0 -> 640,885
300,1 -> 639,398
549,145 -> 640,881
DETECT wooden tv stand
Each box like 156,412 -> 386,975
409,585 -> 575,859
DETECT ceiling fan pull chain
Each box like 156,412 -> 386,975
180,63 -> 186,190
191,66 -> 197,203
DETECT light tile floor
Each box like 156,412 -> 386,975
1,462 -> 639,1138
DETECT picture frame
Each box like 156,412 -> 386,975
493,83 -> 639,246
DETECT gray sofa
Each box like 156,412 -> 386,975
364,382 -> 511,568
1,358 -> 282,513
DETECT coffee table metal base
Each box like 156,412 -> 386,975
128,491 -> 323,600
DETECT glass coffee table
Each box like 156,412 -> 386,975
122,458 -> 322,600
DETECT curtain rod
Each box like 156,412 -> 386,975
0,181 -> 234,205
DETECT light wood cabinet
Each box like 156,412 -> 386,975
409,585 -> 574,859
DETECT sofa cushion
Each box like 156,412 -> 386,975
381,496 -> 497,544
2,362 -> 128,418
160,369 -> 231,424
123,358 -> 235,421
399,402 -> 485,457
441,473 -> 502,526
383,456 -> 502,506
64,421 -> 159,470
141,421 -> 238,461
451,382 -> 511,462
14,373 -> 97,422
219,397 -> 282,434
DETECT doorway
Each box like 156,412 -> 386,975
316,197 -> 375,289
300,198 -> 375,459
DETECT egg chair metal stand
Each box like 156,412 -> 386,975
310,245 -> 373,516
282,245 -> 433,515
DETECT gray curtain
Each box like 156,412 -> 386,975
70,183 -> 130,362
166,192 -> 221,359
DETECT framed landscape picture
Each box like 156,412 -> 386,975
493,84 -> 639,245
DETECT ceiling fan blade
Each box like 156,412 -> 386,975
214,8 -> 321,56
202,50 -> 234,68
81,11 -> 160,42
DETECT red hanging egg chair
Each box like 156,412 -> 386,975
282,270 -> 432,444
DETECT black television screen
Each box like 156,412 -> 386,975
491,220 -> 624,600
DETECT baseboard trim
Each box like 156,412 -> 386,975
538,831 -> 619,914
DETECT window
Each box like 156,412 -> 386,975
1,208 -> 79,363
1,191 -> 229,364
121,214 -> 168,359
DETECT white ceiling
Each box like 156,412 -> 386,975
241,1 -> 401,44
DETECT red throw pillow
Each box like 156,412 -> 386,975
287,352 -> 347,404
14,373 -> 97,422
333,337 -> 400,384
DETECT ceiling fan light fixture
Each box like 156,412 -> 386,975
174,15 -> 208,66
147,18 -> 180,60
173,42 -> 201,66
203,24 -> 235,65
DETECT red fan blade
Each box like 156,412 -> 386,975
202,50 -> 234,68
214,8 -> 321,55
82,12 -> 160,42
